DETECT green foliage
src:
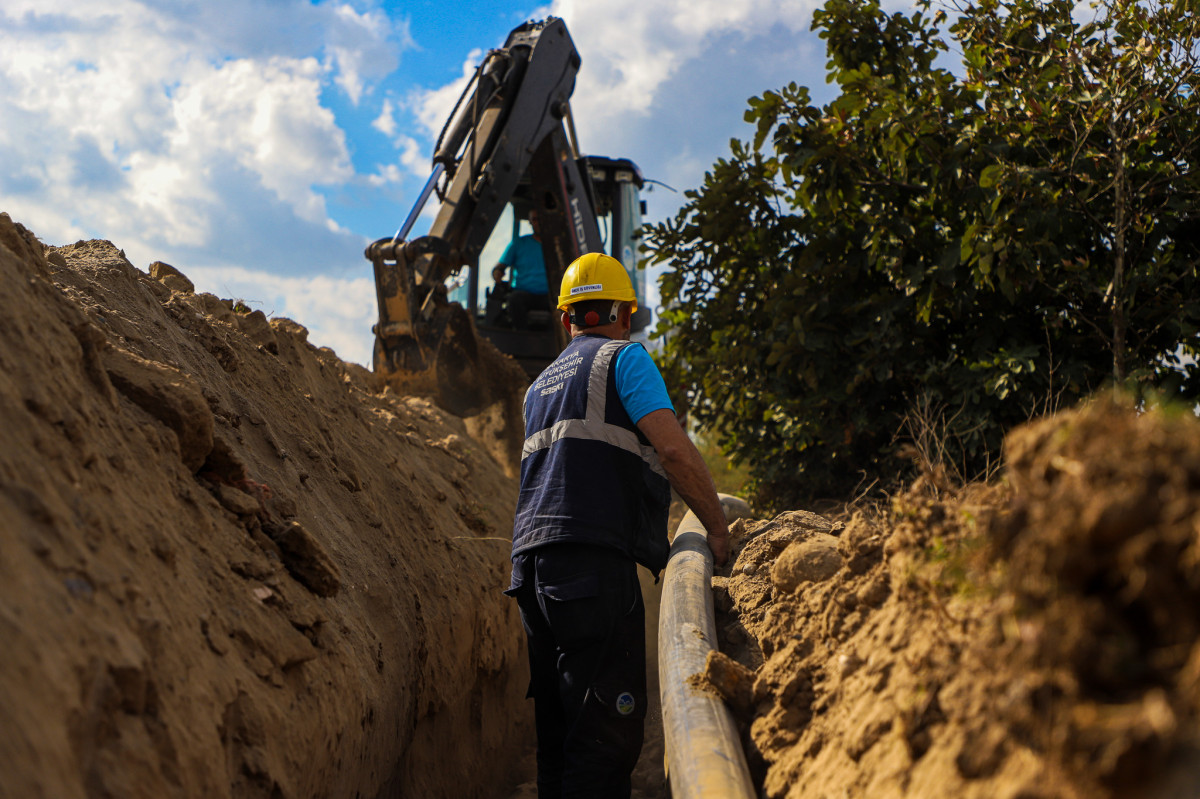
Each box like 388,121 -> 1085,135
694,429 -> 752,497
646,0 -> 1200,509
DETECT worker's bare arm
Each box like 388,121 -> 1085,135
636,408 -> 730,566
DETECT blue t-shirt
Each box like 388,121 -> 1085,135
614,342 -> 673,423
499,235 -> 549,294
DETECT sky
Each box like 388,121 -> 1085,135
0,0 -> 868,365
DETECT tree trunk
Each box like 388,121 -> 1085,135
1111,135 -> 1127,383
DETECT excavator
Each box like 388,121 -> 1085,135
365,17 -> 650,416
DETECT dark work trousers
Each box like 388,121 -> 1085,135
507,543 -> 647,799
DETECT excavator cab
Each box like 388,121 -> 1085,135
451,155 -> 649,377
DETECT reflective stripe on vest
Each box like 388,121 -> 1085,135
522,339 -> 667,480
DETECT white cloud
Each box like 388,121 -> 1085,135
548,0 -> 814,134
373,98 -> 399,137
369,163 -> 404,187
323,4 -> 408,105
411,49 -> 485,142
397,135 -> 425,173
368,98 -> 428,198
170,56 -> 354,223
0,0 -> 408,272
372,100 -> 426,172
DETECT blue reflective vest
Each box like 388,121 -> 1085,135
513,334 -> 671,573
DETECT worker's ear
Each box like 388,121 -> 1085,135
560,311 -> 571,332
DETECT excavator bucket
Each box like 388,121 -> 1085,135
425,299 -> 486,417
372,304 -> 486,417
371,267 -> 530,478
368,236 -> 492,417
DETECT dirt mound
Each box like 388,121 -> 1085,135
707,399 -> 1200,798
0,213 -> 531,798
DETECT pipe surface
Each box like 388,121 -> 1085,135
658,494 -> 755,799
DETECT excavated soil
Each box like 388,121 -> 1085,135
704,399 -> 1200,798
0,213 -> 535,799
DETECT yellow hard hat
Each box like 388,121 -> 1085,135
557,252 -> 637,312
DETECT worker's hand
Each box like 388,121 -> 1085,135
708,526 -> 730,568
492,265 -> 506,283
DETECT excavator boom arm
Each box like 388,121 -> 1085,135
366,17 -> 624,415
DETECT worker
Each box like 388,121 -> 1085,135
505,252 -> 730,798
489,208 -> 550,329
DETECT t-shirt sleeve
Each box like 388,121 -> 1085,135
614,343 -> 674,424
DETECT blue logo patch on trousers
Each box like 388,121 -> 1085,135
616,692 -> 636,716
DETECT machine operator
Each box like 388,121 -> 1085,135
488,208 -> 550,329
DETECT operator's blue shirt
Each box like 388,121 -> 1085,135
499,235 -> 549,294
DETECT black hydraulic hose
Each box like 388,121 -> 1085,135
432,56 -> 484,169
658,494 -> 755,798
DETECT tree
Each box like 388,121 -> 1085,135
954,0 -> 1200,386
646,0 -> 1200,509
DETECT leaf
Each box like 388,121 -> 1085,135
979,164 -> 1004,188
